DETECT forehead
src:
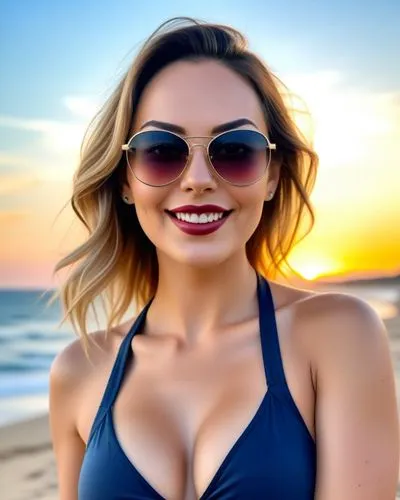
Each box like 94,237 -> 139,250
133,59 -> 267,134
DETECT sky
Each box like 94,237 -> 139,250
0,0 -> 399,288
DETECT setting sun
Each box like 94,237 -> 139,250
287,247 -> 346,281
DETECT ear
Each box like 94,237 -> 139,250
118,163 -> 134,204
121,191 -> 134,205
120,182 -> 134,205
265,158 -> 281,201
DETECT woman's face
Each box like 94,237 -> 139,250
122,59 -> 279,269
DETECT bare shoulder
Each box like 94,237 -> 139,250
49,317 -> 136,413
271,280 -> 389,350
269,281 -> 393,384
50,330 -> 114,387
291,288 -> 390,363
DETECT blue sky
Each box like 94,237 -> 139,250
1,0 -> 400,286
1,0 -> 399,164
2,0 -> 399,121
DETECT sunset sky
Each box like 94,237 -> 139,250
1,0 -> 399,288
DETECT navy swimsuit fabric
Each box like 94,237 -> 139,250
78,275 -> 316,499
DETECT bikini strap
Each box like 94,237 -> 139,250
88,299 -> 153,437
257,274 -> 289,391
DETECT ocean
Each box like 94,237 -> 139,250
0,284 -> 399,428
0,290 -> 75,427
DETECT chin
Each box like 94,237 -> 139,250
158,243 -> 238,270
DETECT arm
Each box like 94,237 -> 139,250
49,341 -> 87,500
312,294 -> 399,499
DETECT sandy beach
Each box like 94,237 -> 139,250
1,290 -> 400,500
0,415 -> 56,500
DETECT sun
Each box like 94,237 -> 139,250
298,265 -> 326,281
287,250 -> 345,281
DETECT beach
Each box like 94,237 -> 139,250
0,416 -> 56,500
1,284 -> 400,499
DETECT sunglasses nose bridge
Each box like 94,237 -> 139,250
185,140 -> 212,167
180,139 -> 218,187
187,141 -> 209,153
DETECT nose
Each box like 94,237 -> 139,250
179,143 -> 218,193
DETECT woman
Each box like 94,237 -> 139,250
49,17 -> 399,500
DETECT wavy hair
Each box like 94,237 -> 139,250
49,17 -> 318,350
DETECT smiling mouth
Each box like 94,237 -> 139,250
164,209 -> 233,236
165,210 -> 233,224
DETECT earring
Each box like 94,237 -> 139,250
267,191 -> 274,201
122,195 -> 130,204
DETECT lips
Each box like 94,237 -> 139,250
165,205 -> 233,236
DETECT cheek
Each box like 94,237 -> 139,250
131,182 -> 167,231
231,186 -> 267,237
231,183 -> 266,216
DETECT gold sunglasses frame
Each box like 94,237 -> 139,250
121,128 -> 277,187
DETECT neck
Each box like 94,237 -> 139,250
145,252 -> 259,347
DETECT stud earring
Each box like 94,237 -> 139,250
122,195 -> 130,204
267,191 -> 274,201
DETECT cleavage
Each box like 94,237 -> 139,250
112,328 -> 266,499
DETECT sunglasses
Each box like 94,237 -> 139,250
121,129 -> 276,187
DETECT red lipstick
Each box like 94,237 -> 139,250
166,205 -> 232,236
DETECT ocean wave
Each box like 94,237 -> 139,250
0,322 -> 74,341
0,357 -> 54,372
0,371 -> 49,397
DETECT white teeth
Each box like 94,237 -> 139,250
199,214 -> 208,223
174,212 -> 225,224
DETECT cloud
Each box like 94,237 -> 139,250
0,114 -> 86,154
0,115 -> 61,132
62,95 -> 101,120
0,96 -> 100,180
0,95 -> 102,161
280,70 -> 400,171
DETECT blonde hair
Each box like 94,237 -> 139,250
50,17 -> 318,350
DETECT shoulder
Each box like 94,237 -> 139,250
272,280 -> 388,351
270,281 -> 391,384
49,318 -> 135,398
293,289 -> 389,369
50,331 -> 109,388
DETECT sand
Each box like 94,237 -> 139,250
0,415 -> 56,500
1,295 -> 400,500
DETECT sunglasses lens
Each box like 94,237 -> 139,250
210,130 -> 269,184
126,131 -> 188,185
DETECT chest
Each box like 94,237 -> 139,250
79,320 -> 315,500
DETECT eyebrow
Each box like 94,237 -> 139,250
138,118 -> 259,135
